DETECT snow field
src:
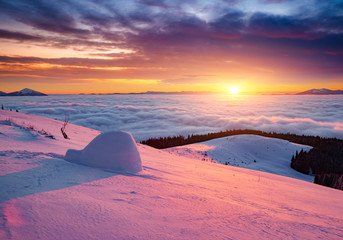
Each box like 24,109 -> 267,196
0,109 -> 342,239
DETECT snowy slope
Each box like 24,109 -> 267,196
166,135 -> 313,182
0,109 -> 99,154
1,110 -> 343,240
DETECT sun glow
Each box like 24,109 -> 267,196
227,86 -> 241,95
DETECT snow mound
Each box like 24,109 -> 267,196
65,130 -> 142,173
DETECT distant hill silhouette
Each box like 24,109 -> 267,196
296,88 -> 343,95
108,91 -> 215,95
1,88 -> 47,96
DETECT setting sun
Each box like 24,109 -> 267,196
227,86 -> 241,95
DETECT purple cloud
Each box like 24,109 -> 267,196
0,29 -> 41,41
0,0 -> 342,84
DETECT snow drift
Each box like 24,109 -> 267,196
65,130 -> 142,173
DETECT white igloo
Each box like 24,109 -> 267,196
65,131 -> 142,173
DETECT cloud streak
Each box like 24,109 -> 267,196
0,29 -> 42,41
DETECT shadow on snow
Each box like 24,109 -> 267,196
0,153 -> 157,202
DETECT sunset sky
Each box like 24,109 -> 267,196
0,0 -> 342,94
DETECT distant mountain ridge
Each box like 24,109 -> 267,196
79,91 -> 216,95
0,88 -> 47,96
297,88 -> 343,95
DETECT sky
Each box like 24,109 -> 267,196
0,0 -> 342,94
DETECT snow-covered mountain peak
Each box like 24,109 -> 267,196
297,88 -> 343,95
6,88 -> 48,96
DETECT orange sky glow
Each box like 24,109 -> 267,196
0,1 -> 342,94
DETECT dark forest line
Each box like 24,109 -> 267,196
140,129 -> 343,190
140,129 -> 342,149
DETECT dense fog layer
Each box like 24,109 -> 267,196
2,94 -> 343,140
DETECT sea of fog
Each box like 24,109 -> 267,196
1,94 -> 343,141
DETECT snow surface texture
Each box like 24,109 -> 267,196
166,135 -> 313,182
1,110 -> 343,240
65,131 -> 142,173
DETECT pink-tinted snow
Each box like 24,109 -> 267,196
1,110 -> 342,240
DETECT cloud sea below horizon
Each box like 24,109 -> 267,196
1,94 -> 343,141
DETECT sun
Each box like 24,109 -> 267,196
227,86 -> 241,95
